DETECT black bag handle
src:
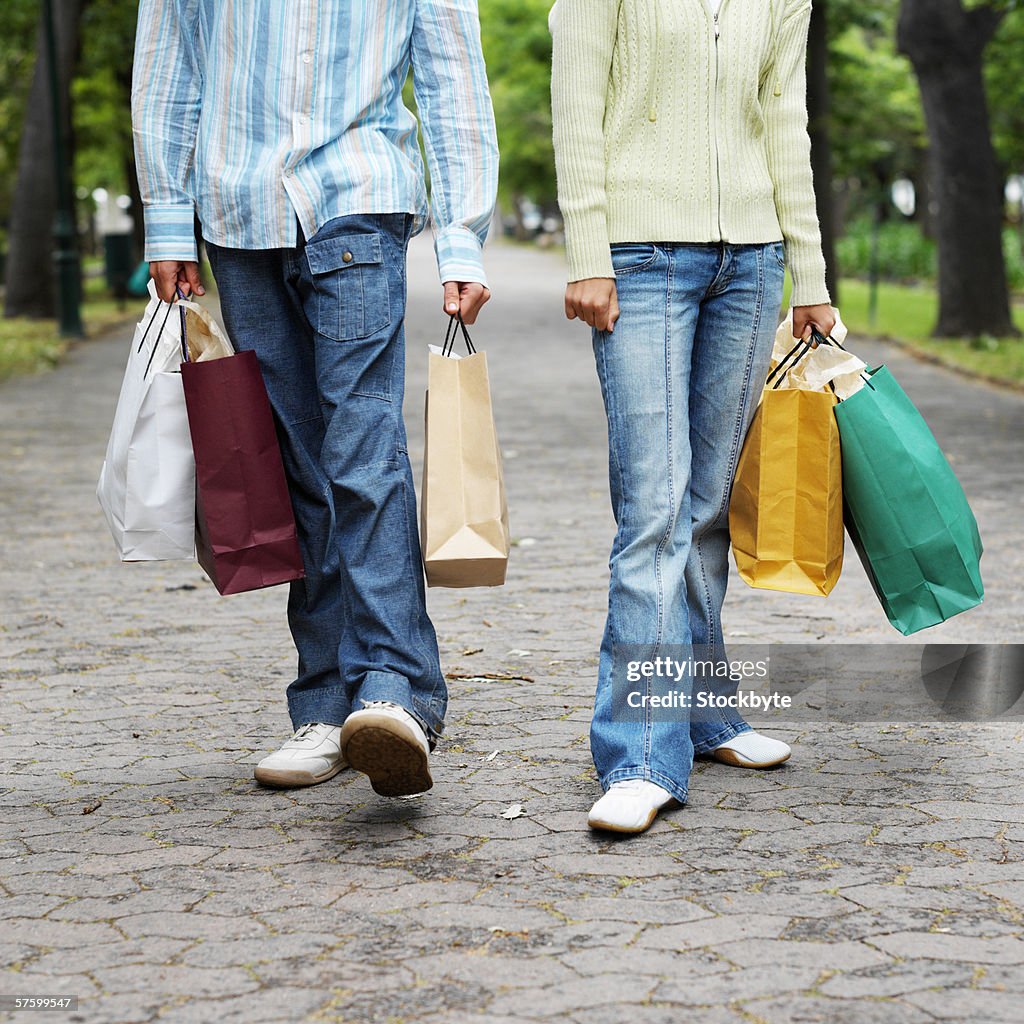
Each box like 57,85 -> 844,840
141,302 -> 176,378
766,336 -> 814,389
140,287 -> 191,378
442,309 -> 476,358
176,286 -> 190,364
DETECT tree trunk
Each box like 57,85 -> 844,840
807,0 -> 837,303
897,0 -> 1016,337
4,0 -> 85,319
909,146 -> 935,240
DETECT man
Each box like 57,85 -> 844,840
132,1 -> 498,797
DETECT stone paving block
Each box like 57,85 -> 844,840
817,960 -> 977,999
65,993 -> 172,1024
638,914 -> 792,951
116,910 -> 269,942
21,938 -> 193,976
91,963 -> 261,998
3,918 -> 123,948
552,894 -> 712,925
866,931 -> 1024,965
570,1006 -> 747,1024
561,944 -> 729,979
710,937 -> 889,971
746,994 -> 936,1023
406,950 -> 576,989
902,986 -> 1023,1023
488,973 -> 658,1017
653,963 -> 822,1005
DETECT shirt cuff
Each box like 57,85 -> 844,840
142,204 -> 198,263
435,225 -> 488,289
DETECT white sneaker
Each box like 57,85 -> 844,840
711,731 -> 791,768
340,700 -> 432,797
587,779 -> 678,834
254,722 -> 346,788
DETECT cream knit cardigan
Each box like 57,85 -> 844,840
550,0 -> 830,307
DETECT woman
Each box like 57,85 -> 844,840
551,0 -> 836,833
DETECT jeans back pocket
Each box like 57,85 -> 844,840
304,232 -> 392,341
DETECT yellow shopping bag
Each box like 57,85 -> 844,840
729,325 -> 850,597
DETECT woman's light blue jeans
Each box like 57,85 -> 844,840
590,240 -> 787,804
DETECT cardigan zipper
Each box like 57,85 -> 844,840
711,9 -> 723,239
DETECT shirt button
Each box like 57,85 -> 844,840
342,251 -> 353,263
299,115 -> 309,125
302,52 -> 312,64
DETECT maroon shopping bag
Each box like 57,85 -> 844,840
180,350 -> 304,595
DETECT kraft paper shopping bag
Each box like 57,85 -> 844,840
421,315 -> 509,588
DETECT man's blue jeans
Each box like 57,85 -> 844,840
590,240 -> 787,804
206,213 -> 446,742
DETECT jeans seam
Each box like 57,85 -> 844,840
595,325 -> 627,654
653,252 -> 675,651
694,534 -> 716,653
708,246 -> 766,533
647,251 -> 678,771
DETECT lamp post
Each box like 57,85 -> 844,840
41,0 -> 83,337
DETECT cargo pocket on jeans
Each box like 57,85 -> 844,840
304,232 -> 391,341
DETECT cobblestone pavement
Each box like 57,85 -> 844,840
2,235 -> 1023,1024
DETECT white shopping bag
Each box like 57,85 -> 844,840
96,280 -> 196,561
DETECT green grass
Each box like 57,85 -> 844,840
834,277 -> 1024,386
0,261 -> 216,382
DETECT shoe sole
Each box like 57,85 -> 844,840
587,798 -> 681,835
587,808 -> 659,834
341,716 -> 432,797
711,748 -> 791,769
254,760 -> 345,789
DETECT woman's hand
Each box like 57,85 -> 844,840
565,278 -> 619,333
793,304 -> 836,342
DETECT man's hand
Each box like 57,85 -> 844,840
150,261 -> 205,304
565,278 -> 619,333
442,281 -> 490,325
793,303 -> 836,343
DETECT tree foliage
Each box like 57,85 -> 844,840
826,0 -> 925,190
478,0 -> 556,210
0,0 -> 42,235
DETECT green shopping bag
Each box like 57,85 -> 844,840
127,260 -> 152,298
833,363 -> 984,635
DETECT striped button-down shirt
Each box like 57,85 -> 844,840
132,0 -> 499,286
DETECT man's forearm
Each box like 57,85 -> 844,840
132,0 -> 202,263
411,0 -> 499,286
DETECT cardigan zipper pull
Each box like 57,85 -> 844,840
714,14 -> 720,38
